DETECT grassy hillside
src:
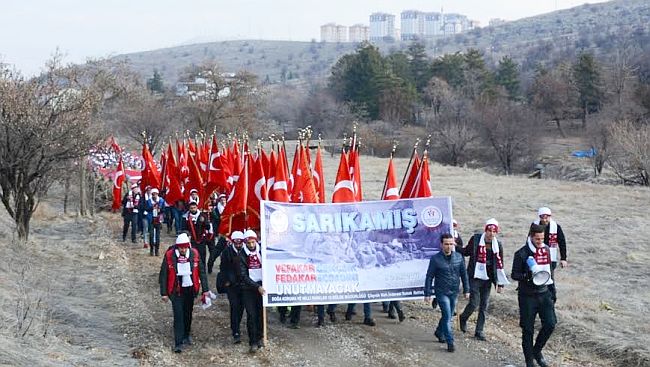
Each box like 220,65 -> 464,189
115,0 -> 650,84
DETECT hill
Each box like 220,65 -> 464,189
115,0 -> 650,84
1,152 -> 648,366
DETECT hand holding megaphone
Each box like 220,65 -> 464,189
527,256 -> 551,286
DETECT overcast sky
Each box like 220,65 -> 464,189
1,0 -> 610,75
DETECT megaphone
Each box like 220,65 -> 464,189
527,256 -> 551,286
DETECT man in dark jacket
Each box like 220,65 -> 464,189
181,201 -> 213,269
219,230 -> 245,344
159,233 -> 210,353
511,224 -> 556,367
458,218 -> 509,341
424,233 -> 470,353
534,206 -> 568,303
121,184 -> 141,243
238,229 -> 266,353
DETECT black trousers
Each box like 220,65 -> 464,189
149,222 -> 162,255
278,306 -> 302,324
316,304 -> 337,318
194,242 -> 207,267
518,290 -> 556,362
122,212 -> 137,242
242,286 -> 263,346
227,287 -> 244,337
460,278 -> 492,334
206,240 -> 220,273
171,287 -> 195,347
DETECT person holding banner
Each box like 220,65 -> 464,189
424,233 -> 470,353
219,230 -> 246,344
458,218 -> 509,341
238,229 -> 266,353
511,224 -> 556,367
181,201 -> 213,269
533,207 -> 568,303
159,233 -> 211,353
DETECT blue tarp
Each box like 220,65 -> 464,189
571,147 -> 597,158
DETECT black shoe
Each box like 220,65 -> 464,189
289,322 -> 300,329
327,311 -> 337,323
182,336 -> 192,345
475,333 -> 486,341
173,345 -> 182,353
533,351 -> 549,367
363,318 -> 376,326
434,330 -> 446,343
397,310 -> 406,322
382,305 -> 389,313
447,344 -> 455,353
344,312 -> 352,321
249,345 -> 259,354
317,317 -> 324,327
459,316 -> 467,333
387,312 -> 397,319
233,334 -> 241,344
122,237 -> 126,242
257,340 -> 265,349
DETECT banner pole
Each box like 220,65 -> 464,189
262,305 -> 268,346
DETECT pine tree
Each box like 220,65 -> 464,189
495,56 -> 520,100
573,52 -> 605,128
146,69 -> 164,94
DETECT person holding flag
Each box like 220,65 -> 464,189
238,229 -> 265,353
121,183 -> 141,243
145,188 -> 166,256
458,218 -> 510,341
181,201 -> 213,270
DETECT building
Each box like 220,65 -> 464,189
401,10 -> 425,40
321,23 -> 349,42
349,24 -> 369,43
442,13 -> 469,35
468,20 -> 481,30
369,12 -> 395,41
423,12 -> 444,37
488,18 -> 508,27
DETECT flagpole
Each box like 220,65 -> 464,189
381,142 -> 397,199
399,138 -> 420,194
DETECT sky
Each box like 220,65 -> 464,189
0,0 -> 610,75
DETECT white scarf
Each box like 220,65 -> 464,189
175,249 -> 194,287
473,234 -> 510,286
243,245 -> 262,282
534,219 -> 559,262
526,238 -> 554,285
217,202 -> 226,214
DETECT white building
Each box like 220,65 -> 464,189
321,23 -> 348,42
349,24 -> 369,42
369,12 -> 395,41
424,12 -> 444,37
443,13 -> 469,35
401,10 -> 425,40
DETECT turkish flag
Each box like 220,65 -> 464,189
266,149 -> 277,193
246,150 -> 268,230
291,145 -> 319,204
349,148 -> 363,201
269,148 -> 290,203
141,143 -> 161,190
177,139 -> 189,185
164,164 -> 184,206
382,157 -> 399,200
413,155 -> 433,198
313,145 -> 325,203
112,159 -> 125,211
219,156 -> 249,236
400,152 -> 421,199
185,153 -> 205,206
206,136 -> 230,196
332,149 -> 355,203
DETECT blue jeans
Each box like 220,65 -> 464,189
346,303 -> 372,319
172,207 -> 183,234
435,293 -> 458,345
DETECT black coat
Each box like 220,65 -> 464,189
460,233 -> 505,287
220,243 -> 242,288
238,248 -> 263,292
511,244 -> 552,295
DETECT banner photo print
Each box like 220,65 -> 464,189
261,197 -> 453,306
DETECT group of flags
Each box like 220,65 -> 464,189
110,133 -> 434,236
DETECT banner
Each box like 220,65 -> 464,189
261,197 -> 453,306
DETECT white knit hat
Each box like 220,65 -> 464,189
175,233 -> 191,247
230,231 -> 244,241
485,218 -> 499,232
243,229 -> 257,239
538,207 -> 552,217
151,188 -> 159,194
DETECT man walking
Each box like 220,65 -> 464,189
219,230 -> 245,344
458,218 -> 509,341
181,201 -> 213,268
534,207 -> 568,302
238,229 -> 265,353
159,233 -> 210,353
424,233 -> 470,352
512,224 -> 557,367
121,184 -> 141,243
145,188 -> 166,256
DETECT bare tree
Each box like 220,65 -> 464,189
0,55 -> 121,239
428,93 -> 478,166
529,64 -> 580,137
477,99 -> 540,175
606,41 -> 639,119
608,120 -> 650,186
586,116 -> 612,177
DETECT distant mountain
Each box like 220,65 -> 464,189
115,0 -> 650,85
